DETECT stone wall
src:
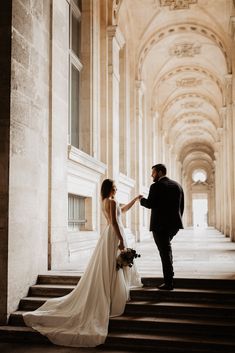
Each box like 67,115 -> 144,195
0,0 -> 12,324
7,0 -> 51,315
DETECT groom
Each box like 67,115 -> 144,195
140,164 -> 184,290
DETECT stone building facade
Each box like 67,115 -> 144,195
1,0 -> 235,324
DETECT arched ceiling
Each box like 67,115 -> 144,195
118,0 -> 233,176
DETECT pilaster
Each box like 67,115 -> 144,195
107,25 -> 125,181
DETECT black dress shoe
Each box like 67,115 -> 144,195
158,283 -> 174,290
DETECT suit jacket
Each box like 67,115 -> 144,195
140,176 -> 184,232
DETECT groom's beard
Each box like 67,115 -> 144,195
153,176 -> 159,182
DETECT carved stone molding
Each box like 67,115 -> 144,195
169,42 -> 201,57
176,77 -> 202,87
156,66 -> 223,95
159,0 -> 197,10
181,101 -> 202,109
112,0 -> 123,25
229,16 -> 235,40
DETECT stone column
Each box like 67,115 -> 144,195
208,184 -> 215,227
186,179 -> 193,227
224,75 -> 234,239
0,0 -> 12,324
152,110 -> 159,163
222,107 -> 229,236
216,124 -> 225,234
134,80 -> 145,241
228,18 -> 235,241
107,25 -> 125,181
231,102 -> 235,241
214,149 -> 221,231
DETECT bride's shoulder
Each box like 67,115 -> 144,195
103,198 -> 117,207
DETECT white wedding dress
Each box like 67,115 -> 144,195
23,201 -> 142,347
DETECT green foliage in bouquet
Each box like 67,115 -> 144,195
116,248 -> 141,270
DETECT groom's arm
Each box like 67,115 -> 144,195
140,184 -> 156,209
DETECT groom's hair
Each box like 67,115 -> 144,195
152,164 -> 167,175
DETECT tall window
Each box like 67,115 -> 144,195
68,1 -> 82,149
68,194 -> 86,231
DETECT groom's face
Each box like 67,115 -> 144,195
151,168 -> 160,182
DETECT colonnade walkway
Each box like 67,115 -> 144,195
136,227 -> 235,279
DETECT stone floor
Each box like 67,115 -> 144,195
49,227 -> 235,280
136,227 -> 235,279
1,227 -> 235,353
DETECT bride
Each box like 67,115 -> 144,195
23,178 -> 143,347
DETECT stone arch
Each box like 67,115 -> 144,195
165,112 -> 219,131
160,92 -> 219,117
137,22 -> 231,78
179,142 -> 215,163
153,65 -> 224,98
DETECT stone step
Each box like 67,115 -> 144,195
19,297 -> 49,311
28,284 -> 75,297
130,287 -> 235,304
109,315 -> 235,339
11,309 -> 235,340
17,296 -> 235,322
0,326 -> 50,344
141,277 -> 235,290
8,311 -> 26,327
3,275 -> 235,353
104,332 -> 235,353
26,284 -> 235,305
37,275 -> 80,286
125,300 -> 235,320
2,325 -> 235,353
37,275 -> 235,290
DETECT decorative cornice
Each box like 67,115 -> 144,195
68,145 -> 106,175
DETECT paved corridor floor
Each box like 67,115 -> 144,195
51,227 -> 235,279
1,227 -> 235,353
136,227 -> 235,279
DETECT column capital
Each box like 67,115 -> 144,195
135,80 -> 146,94
220,106 -> 227,115
151,110 -> 159,120
107,25 -> 125,49
224,74 -> 233,83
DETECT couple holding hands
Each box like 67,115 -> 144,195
23,163 -> 184,348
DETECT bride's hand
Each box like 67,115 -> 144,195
135,195 -> 143,201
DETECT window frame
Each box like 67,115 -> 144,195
68,0 -> 83,146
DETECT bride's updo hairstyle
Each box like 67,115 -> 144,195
101,179 -> 114,200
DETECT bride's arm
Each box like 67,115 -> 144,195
121,195 -> 142,213
110,199 -> 125,250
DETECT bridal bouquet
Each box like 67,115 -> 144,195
116,248 -> 141,270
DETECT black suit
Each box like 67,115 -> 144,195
140,176 -> 184,285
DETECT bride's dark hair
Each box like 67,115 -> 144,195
101,179 -> 114,200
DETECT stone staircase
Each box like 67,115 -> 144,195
1,275 -> 235,352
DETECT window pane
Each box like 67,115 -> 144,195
72,12 -> 81,57
71,65 -> 80,149
68,194 -> 86,231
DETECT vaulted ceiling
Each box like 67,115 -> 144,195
118,0 -> 233,181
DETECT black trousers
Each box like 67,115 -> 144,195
152,228 -> 178,284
